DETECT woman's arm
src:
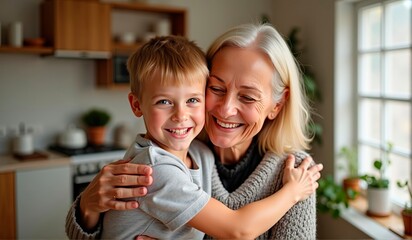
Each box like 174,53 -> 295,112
65,159 -> 153,238
269,193 -> 317,240
188,156 -> 322,239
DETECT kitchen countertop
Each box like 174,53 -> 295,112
0,151 -> 71,173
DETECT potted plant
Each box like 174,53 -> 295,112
316,175 -> 349,219
82,108 -> 111,145
361,142 -> 393,217
338,146 -> 360,200
397,180 -> 412,236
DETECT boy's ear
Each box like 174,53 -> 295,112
128,92 -> 143,117
268,88 -> 290,120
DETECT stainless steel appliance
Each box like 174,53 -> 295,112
49,145 -> 126,200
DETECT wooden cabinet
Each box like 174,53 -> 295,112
0,172 -> 16,240
41,0 -> 111,58
96,2 -> 187,88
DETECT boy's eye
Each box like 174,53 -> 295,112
156,99 -> 172,105
187,98 -> 200,104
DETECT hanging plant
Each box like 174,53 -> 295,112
286,27 -> 323,145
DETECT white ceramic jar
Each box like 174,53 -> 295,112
154,18 -> 171,36
9,21 -> 23,47
13,133 -> 34,155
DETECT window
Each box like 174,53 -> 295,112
356,0 -> 411,207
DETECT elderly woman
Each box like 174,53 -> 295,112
66,23 -> 322,239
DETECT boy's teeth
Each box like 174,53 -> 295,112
170,128 -> 188,135
216,119 -> 240,129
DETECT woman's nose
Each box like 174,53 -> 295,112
218,95 -> 238,118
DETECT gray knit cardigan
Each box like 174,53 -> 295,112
210,151 -> 317,240
65,152 -> 316,239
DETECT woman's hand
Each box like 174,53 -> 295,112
282,155 -> 323,202
78,158 -> 153,230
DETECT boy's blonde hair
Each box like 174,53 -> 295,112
127,36 -> 209,98
206,23 -> 312,155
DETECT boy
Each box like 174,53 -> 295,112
101,36 -> 316,239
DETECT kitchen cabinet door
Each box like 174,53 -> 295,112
0,172 -> 16,239
41,0 -> 111,57
16,165 -> 71,239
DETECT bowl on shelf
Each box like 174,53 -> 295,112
118,32 -> 136,45
24,38 -> 45,47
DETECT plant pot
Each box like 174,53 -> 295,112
402,209 -> 412,236
87,126 -> 106,146
366,187 -> 391,217
343,177 -> 361,200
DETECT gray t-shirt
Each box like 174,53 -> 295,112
101,134 -> 214,240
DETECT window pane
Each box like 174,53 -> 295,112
359,5 -> 382,50
359,99 -> 381,143
386,101 -> 411,151
384,49 -> 411,98
359,53 -> 381,95
389,154 -> 411,206
358,144 -> 381,175
385,0 -> 411,47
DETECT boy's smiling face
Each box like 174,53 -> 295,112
129,74 -> 206,158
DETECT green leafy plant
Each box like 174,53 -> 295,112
397,180 -> 412,213
338,146 -> 359,179
82,108 -> 111,127
316,175 -> 349,218
286,27 -> 322,145
361,142 -> 393,189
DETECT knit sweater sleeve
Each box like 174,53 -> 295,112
65,194 -> 101,240
269,192 -> 317,239
268,152 -> 317,240
210,151 -> 317,240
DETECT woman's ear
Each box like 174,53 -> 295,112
128,92 -> 143,117
268,88 -> 290,120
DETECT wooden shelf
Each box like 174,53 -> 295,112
0,46 -> 53,55
110,2 -> 186,14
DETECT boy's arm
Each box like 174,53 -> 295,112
188,156 -> 322,239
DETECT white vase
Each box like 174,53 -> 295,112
9,21 -> 23,47
367,187 -> 391,217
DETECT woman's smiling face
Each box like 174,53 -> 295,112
205,46 -> 280,150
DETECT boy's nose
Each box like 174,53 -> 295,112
172,106 -> 188,122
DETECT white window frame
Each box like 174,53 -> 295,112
355,0 -> 411,210
335,0 -> 411,214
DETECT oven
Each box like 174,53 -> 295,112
50,145 -> 126,201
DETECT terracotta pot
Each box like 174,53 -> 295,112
343,177 -> 361,200
87,126 -> 106,145
402,209 -> 412,236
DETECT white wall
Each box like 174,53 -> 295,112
0,0 -> 274,153
270,0 -> 336,176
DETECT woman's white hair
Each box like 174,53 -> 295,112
206,23 -> 312,154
